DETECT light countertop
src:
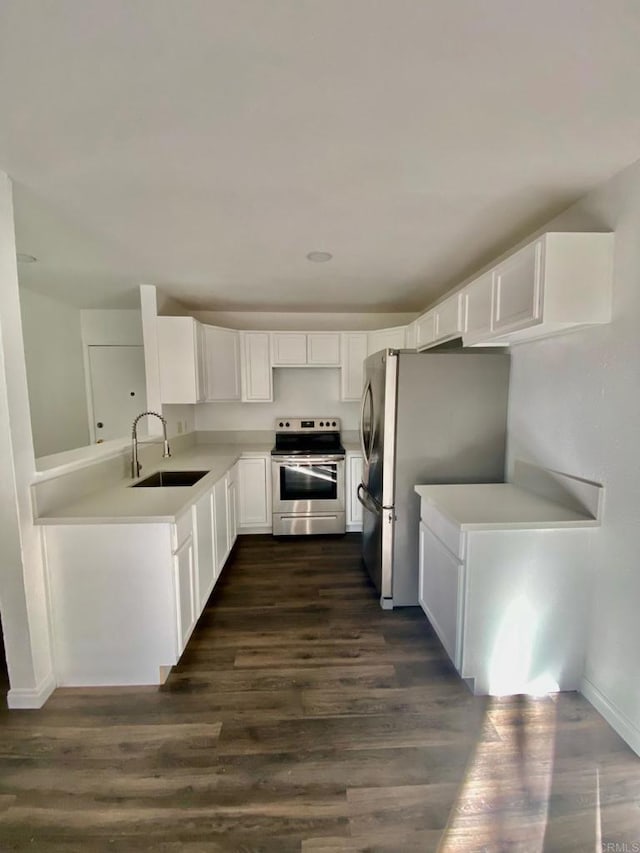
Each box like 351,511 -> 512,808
414,483 -> 600,530
35,443 -> 272,526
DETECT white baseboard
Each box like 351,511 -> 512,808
237,525 -> 272,535
7,672 -> 56,709
346,523 -> 363,533
581,676 -> 640,757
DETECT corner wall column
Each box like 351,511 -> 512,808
0,172 -> 55,707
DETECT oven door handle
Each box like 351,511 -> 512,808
272,455 -> 345,464
357,483 -> 382,515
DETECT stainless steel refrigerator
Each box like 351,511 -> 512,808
357,349 -> 510,609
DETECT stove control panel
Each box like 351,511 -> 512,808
275,417 -> 340,432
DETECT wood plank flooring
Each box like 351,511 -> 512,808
1,534 -> 639,851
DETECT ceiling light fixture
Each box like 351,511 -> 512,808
17,253 -> 38,264
306,251 -> 333,263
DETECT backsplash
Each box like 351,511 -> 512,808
195,368 -> 360,431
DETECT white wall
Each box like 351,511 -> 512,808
196,368 -> 359,431
80,309 -> 143,346
506,156 -> 640,754
20,288 -> 89,456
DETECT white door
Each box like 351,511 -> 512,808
88,345 -> 146,443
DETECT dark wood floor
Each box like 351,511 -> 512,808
0,534 -> 639,852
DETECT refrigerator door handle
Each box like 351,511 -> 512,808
357,482 -> 382,515
360,380 -> 376,465
359,381 -> 371,463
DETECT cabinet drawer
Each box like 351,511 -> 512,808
419,502 -> 464,559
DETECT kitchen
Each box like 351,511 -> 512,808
2,1 -> 640,848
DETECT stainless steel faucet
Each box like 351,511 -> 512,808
131,411 -> 171,478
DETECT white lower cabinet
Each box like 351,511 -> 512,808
174,526 -> 197,654
43,469 -> 241,688
418,523 -> 463,670
227,466 -> 238,550
193,489 -> 215,611
346,452 -> 364,530
237,455 -> 271,529
213,475 -> 230,574
418,512 -> 592,696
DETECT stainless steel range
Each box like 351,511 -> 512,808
271,417 -> 346,535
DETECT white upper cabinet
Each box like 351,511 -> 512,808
492,238 -> 543,334
433,292 -> 464,343
271,332 -> 307,365
416,294 -> 464,351
368,325 -> 406,355
240,332 -> 273,402
157,316 -> 206,404
271,332 -> 341,366
307,333 -> 341,365
405,320 -> 417,350
463,271 -> 494,342
462,232 -> 614,346
340,333 -> 368,401
203,325 -> 241,401
415,310 -> 435,350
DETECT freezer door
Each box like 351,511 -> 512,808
359,484 -> 394,603
360,485 -> 383,595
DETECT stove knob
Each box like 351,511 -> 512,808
319,421 -> 324,426
285,422 -> 290,427
332,421 -> 336,426
279,421 -> 284,427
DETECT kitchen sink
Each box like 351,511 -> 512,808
131,470 -> 210,488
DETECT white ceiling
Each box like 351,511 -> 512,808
2,1 -> 640,312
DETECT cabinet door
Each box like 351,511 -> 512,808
405,321 -> 417,350
193,489 -> 215,611
493,239 -> 543,334
203,326 -> 241,401
157,317 -> 199,404
195,321 -> 207,402
368,326 -> 406,355
416,311 -> 435,350
213,476 -> 229,575
418,523 -> 464,671
227,477 -> 237,551
241,332 -> 273,402
346,454 -> 364,527
307,333 -> 341,365
434,293 -> 463,341
271,332 -> 307,365
237,456 -> 270,526
463,272 -> 494,340
174,534 -> 196,654
340,333 -> 368,401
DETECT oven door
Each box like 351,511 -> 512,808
272,455 -> 345,514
